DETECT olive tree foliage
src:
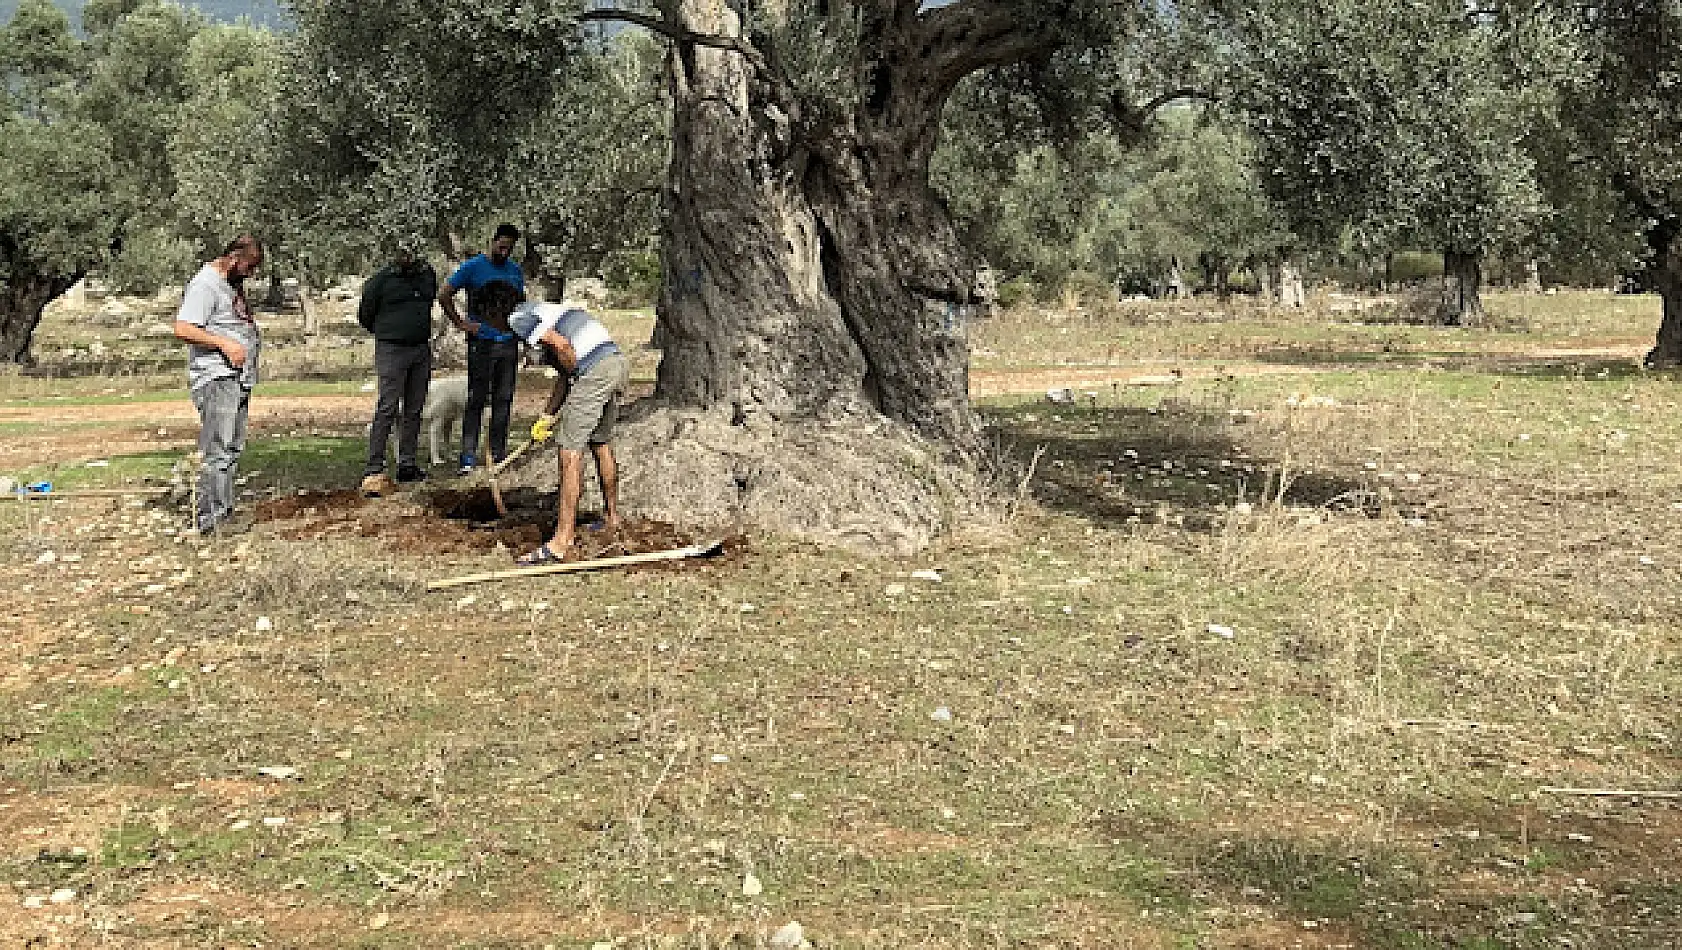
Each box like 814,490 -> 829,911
0,0 -> 118,361
1538,0 -> 1682,365
1228,0 -> 1549,323
934,107 -> 1286,300
503,31 -> 669,294
107,21 -> 281,292
0,0 -> 254,361
260,0 -> 664,288
1105,113 -> 1286,298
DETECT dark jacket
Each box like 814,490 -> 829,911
357,262 -> 438,345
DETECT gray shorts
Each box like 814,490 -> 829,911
558,352 -> 629,450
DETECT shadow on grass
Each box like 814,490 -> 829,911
984,403 -> 1370,530
1095,801 -> 1682,950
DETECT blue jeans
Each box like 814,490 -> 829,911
191,377 -> 251,531
462,338 -> 519,463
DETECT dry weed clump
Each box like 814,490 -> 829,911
224,537 -> 423,616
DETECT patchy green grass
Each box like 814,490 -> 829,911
971,289 -> 1660,371
10,435 -> 365,493
2,290 -> 1679,948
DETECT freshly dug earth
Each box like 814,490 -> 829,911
255,487 -> 707,560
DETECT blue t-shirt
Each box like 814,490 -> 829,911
447,254 -> 526,325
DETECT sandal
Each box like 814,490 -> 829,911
515,543 -> 563,566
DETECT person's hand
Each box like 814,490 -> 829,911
220,339 -> 248,368
464,320 -> 483,339
530,414 -> 557,444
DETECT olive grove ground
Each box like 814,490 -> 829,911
0,288 -> 1678,948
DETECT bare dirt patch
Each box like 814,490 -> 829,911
257,487 -> 724,562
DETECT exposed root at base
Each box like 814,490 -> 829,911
491,406 -> 986,555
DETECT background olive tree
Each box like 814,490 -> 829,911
0,0 -> 259,361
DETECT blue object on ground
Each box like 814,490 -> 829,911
24,481 -> 52,494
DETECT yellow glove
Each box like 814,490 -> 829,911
530,414 -> 557,444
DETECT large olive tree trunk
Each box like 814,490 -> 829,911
651,2 -> 989,450
0,272 -> 81,364
1439,249 -> 1485,326
523,0 -> 1049,551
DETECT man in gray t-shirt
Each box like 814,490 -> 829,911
172,235 -> 265,534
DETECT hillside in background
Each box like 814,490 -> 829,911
0,0 -> 287,29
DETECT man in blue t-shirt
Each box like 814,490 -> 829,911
437,223 -> 526,474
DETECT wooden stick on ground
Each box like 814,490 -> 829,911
427,540 -> 726,591
1539,787 -> 1682,800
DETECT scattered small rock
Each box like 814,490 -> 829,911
884,583 -> 907,597
49,889 -> 76,904
256,766 -> 299,781
742,871 -> 763,897
369,912 -> 390,930
254,616 -> 273,632
770,921 -> 808,949
930,706 -> 953,722
1207,623 -> 1235,639
910,569 -> 943,582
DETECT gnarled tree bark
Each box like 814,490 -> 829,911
520,0 -> 1062,551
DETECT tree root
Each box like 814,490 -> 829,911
492,405 -> 984,554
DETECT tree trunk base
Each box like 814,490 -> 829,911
1645,288 -> 1682,369
492,405 -> 983,555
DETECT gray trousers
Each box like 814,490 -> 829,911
367,341 -> 433,474
191,377 -> 251,531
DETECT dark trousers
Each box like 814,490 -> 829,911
367,340 -> 432,474
462,338 -> 519,463
191,377 -> 250,531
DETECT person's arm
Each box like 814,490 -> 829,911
546,334 -> 579,374
437,263 -> 479,335
543,371 -> 571,416
356,271 -> 382,333
173,281 -> 247,367
173,320 -> 247,368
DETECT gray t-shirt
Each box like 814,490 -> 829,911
178,264 -> 260,390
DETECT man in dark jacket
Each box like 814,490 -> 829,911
358,245 -> 439,483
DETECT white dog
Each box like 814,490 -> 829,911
421,375 -> 470,466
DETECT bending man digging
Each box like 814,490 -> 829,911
484,282 -> 629,565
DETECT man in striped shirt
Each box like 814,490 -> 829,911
483,282 -> 630,565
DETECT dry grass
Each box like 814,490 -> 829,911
1,289 -> 1679,948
